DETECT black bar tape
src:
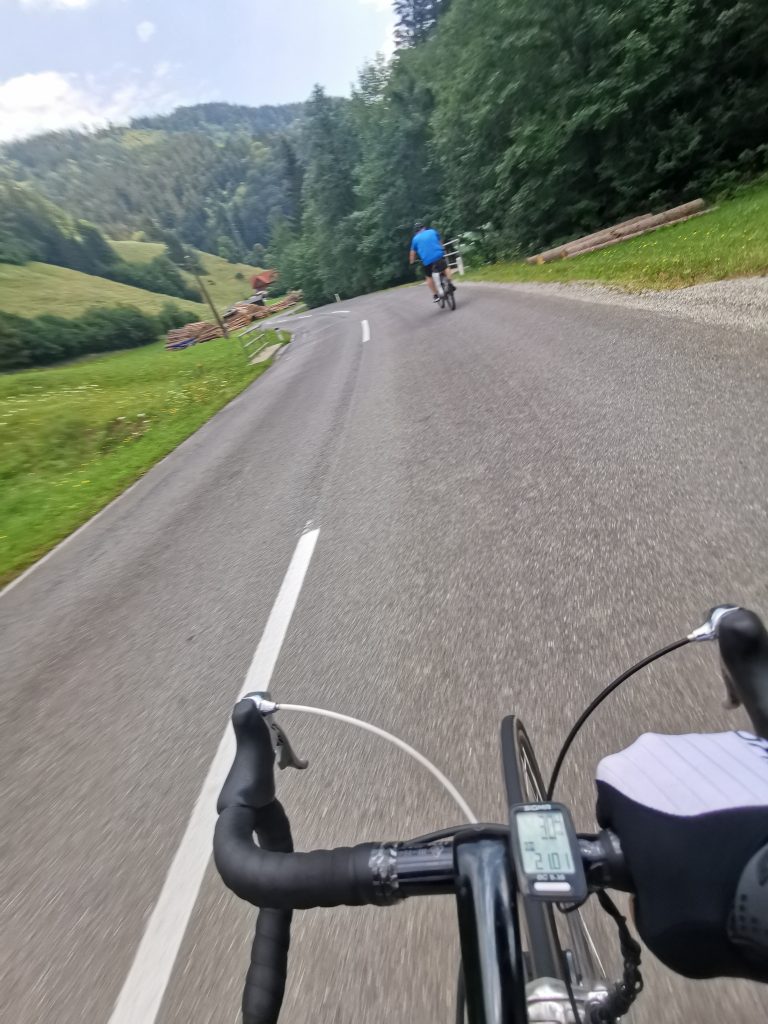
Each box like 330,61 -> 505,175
214,803 -> 383,909
719,609 -> 768,740
242,909 -> 292,1024
239,799 -> 294,1023
253,799 -> 294,854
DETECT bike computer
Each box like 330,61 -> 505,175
509,802 -> 587,903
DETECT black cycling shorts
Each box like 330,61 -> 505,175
424,257 -> 448,279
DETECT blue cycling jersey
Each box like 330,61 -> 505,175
411,228 -> 445,266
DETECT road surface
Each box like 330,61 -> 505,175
2,282 -> 768,1024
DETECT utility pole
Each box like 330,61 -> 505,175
185,256 -> 229,338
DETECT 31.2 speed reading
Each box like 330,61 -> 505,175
516,810 -> 575,874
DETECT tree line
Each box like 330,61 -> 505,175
271,0 -> 768,305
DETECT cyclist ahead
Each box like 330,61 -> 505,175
409,221 -> 455,303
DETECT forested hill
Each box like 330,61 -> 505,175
131,102 -> 305,137
1,102 -> 306,264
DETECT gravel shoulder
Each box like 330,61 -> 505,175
474,275 -> 768,337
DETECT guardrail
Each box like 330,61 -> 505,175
444,239 -> 465,275
239,326 -> 291,362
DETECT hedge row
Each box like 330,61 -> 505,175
0,302 -> 190,371
103,255 -> 202,302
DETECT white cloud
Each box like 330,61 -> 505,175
19,0 -> 96,9
0,69 -> 179,142
136,19 -> 155,43
380,19 -> 395,58
356,0 -> 395,58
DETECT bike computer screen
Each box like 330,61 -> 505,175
510,803 -> 587,903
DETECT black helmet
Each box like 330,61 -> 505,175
413,220 -> 425,231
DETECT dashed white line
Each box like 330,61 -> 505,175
361,319 -> 371,344
107,527 -> 320,1024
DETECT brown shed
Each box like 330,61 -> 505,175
251,269 -> 278,290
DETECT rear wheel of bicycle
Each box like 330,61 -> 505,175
445,276 -> 456,310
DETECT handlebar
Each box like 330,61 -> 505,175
214,698 -> 635,914
214,605 -> 768,1023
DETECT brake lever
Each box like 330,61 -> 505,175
272,719 -> 308,770
688,605 -> 744,710
244,691 -> 308,770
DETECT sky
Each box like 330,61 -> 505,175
0,0 -> 395,142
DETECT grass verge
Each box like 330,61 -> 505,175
0,332 -> 283,585
466,179 -> 768,292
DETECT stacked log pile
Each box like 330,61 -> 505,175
526,200 -> 707,264
166,292 -> 303,350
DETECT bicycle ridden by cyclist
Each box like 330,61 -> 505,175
409,221 -> 455,303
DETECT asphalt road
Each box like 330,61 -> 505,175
2,281 -> 768,1024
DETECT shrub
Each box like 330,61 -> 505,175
0,317 -> 32,370
0,304 -> 160,372
155,301 -> 191,332
105,255 -> 202,301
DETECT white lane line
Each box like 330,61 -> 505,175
361,319 -> 371,344
107,527 -> 320,1024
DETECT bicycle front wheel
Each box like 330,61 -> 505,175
502,717 -> 563,980
502,717 -> 609,998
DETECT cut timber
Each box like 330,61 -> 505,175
165,291 -> 303,350
527,199 -> 707,264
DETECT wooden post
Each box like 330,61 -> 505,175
185,257 -> 229,338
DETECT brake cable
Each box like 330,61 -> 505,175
545,633 -> 691,1023
546,636 -> 691,800
246,696 -> 479,824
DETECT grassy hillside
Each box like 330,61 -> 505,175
0,262 -> 207,320
194,251 -> 266,308
467,179 -> 768,292
109,240 -> 166,263
110,241 -> 263,309
0,332 -> 282,584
